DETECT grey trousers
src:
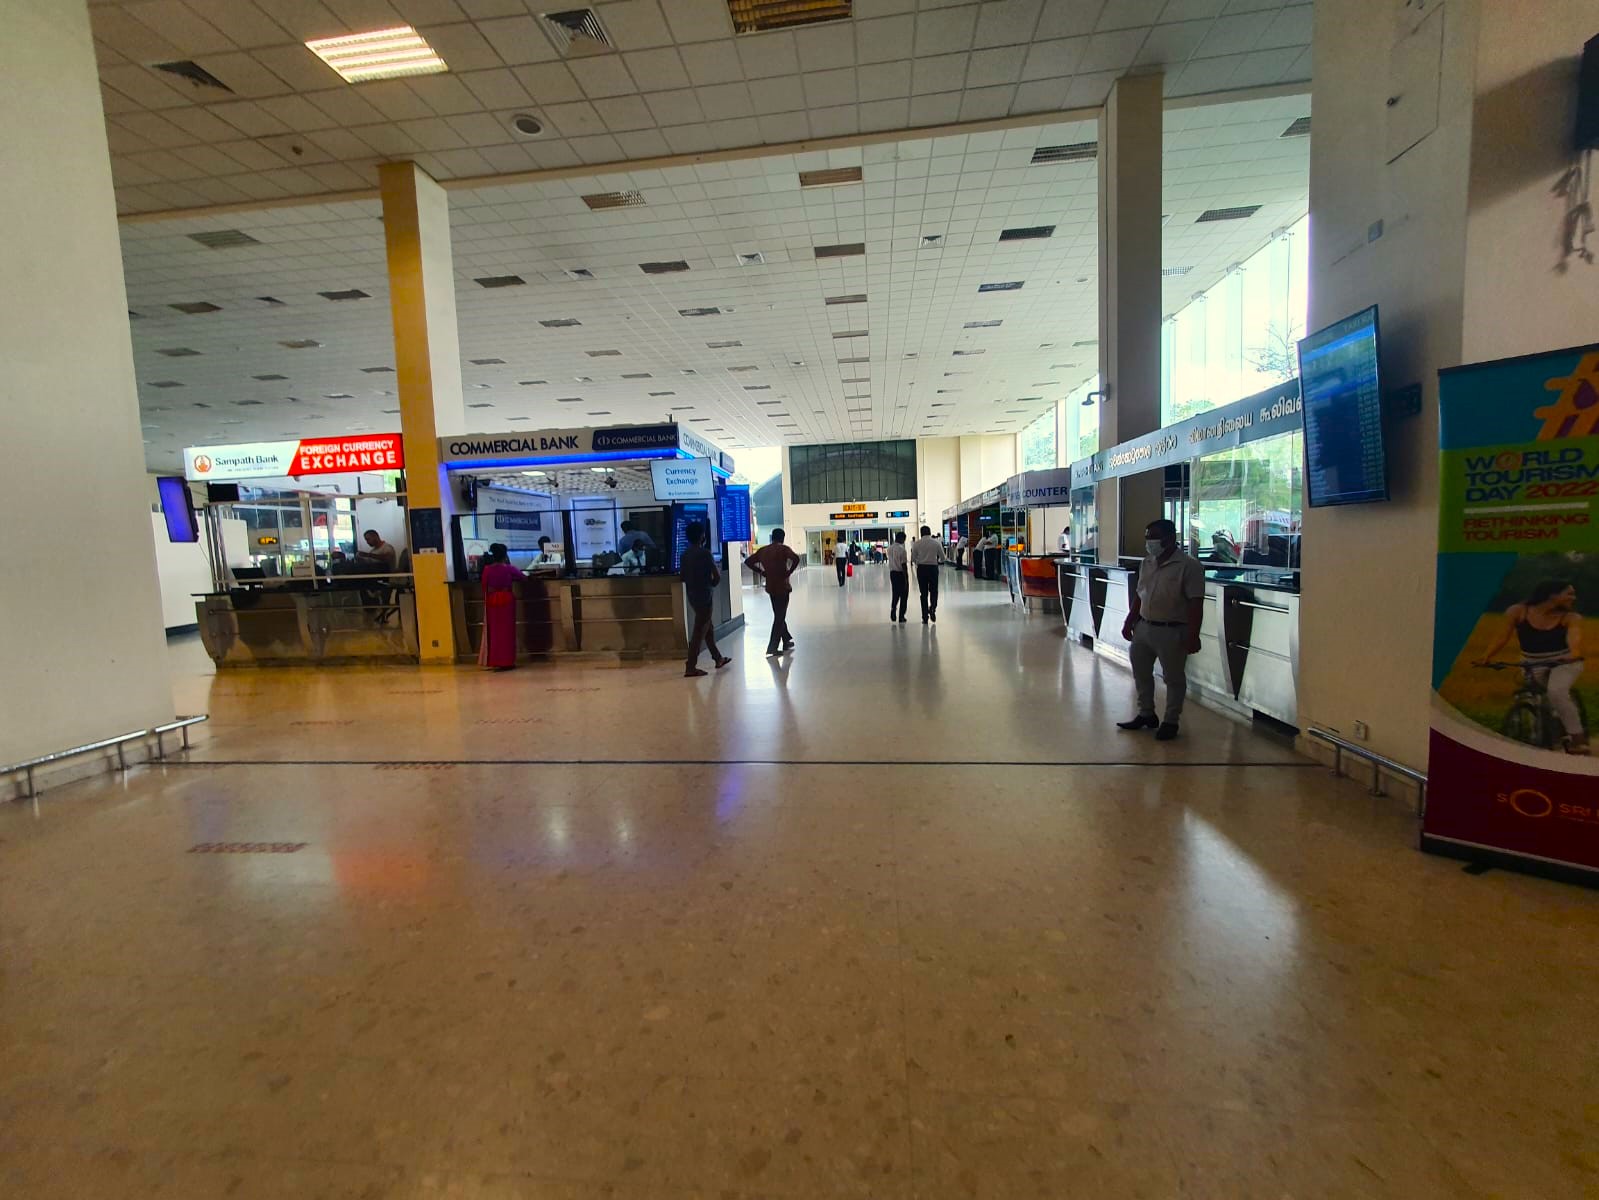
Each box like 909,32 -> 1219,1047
1130,621 -> 1190,723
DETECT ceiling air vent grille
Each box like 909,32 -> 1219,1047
319,289 -> 370,301
963,320 -> 1002,329
171,301 -> 222,314
583,189 -> 644,210
1030,141 -> 1097,164
678,307 -> 722,317
978,281 -> 1023,292
1281,116 -> 1312,138
540,9 -> 613,56
814,242 -> 865,259
188,229 -> 260,249
824,293 -> 867,305
728,0 -> 852,34
998,225 -> 1055,242
1162,266 -> 1192,277
540,318 -> 581,328
640,260 -> 690,274
799,166 -> 862,188
475,274 -> 525,288
1196,205 -> 1262,223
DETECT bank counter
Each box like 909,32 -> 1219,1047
1034,378 -> 1307,730
1005,552 -> 1070,613
199,585 -> 419,665
447,569 -> 737,661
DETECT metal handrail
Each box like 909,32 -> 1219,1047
3,715 -> 207,800
1306,726 -> 1427,816
1232,599 -> 1293,614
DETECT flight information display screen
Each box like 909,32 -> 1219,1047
717,484 -> 752,543
1298,306 -> 1389,507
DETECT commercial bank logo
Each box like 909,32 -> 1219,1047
193,455 -> 213,474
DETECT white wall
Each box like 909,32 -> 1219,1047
1461,0 -> 1599,361
1299,0 -> 1479,767
916,437 -> 960,527
0,0 -> 172,761
957,434 -> 1019,500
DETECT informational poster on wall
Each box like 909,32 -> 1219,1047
1426,343 -> 1599,876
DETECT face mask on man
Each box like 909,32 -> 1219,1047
1145,538 -> 1167,557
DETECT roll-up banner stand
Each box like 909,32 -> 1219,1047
1426,343 -> 1599,880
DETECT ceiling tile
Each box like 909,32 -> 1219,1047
1096,0 -> 1165,30
98,62 -> 195,109
251,41 -> 341,90
750,74 -> 806,115
660,0 -> 733,43
856,15 -> 914,65
597,0 -> 674,50
736,30 -> 799,79
614,128 -> 672,158
416,21 -> 503,71
681,40 -> 745,86
570,54 -> 638,99
1034,0 -> 1106,39
208,100 -> 293,137
1077,26 -> 1149,74
1135,19 -> 1213,68
543,100 -> 607,138
1197,10 -> 1275,57
974,0 -> 1042,47
645,88 -> 707,126
857,60 -> 911,103
474,15 -> 559,65
512,62 -> 586,106
304,86 -> 388,126
592,93 -> 655,132
915,4 -> 979,56
622,46 -> 690,91
758,110 -> 810,145
696,82 -> 755,120
912,53 -> 967,96
795,21 -> 856,72
804,67 -> 857,109
255,93 -> 337,130
1011,77 -> 1069,114
459,67 -> 533,110
965,45 -> 1026,88
407,71 -> 486,115
123,0 -> 237,55
355,79 -> 437,120
1020,36 -> 1087,81
1255,3 -> 1312,50
859,97 -> 911,132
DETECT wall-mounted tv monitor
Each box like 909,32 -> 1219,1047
1297,305 -> 1390,507
206,481 -> 241,504
651,457 -> 715,501
157,475 -> 200,543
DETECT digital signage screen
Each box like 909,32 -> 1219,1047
157,475 -> 200,543
651,457 -> 715,501
1298,305 -> 1389,507
717,483 -> 752,543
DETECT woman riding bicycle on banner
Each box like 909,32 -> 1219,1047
1476,579 -> 1588,755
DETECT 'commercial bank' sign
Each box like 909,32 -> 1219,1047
184,434 -> 403,481
441,423 -> 727,469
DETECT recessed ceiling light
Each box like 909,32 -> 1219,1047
1072,339 -> 1098,347
252,373 -> 288,381
521,470 -> 548,477
470,357 -> 505,365
838,356 -> 868,364
1196,205 -> 1262,223
324,392 -> 353,399
832,330 -> 868,339
564,267 -> 594,280
678,307 -> 721,317
1281,116 -> 1312,138
511,114 -> 545,138
279,339 -> 321,349
621,372 -> 651,379
539,318 -> 580,328
921,234 -> 943,247
824,293 -> 867,305
978,281 -> 1024,293
556,397 -> 584,403
476,275 -> 525,288
519,379 -> 547,385
963,320 -> 1002,329
360,366 -> 394,373
586,349 -> 622,357
188,230 -> 261,250
952,349 -> 986,356
737,251 -> 766,266
170,301 -> 221,314
707,340 -> 743,350
156,347 -> 201,357
814,242 -> 865,259
649,390 -> 675,396
467,402 -> 494,408
744,385 -> 771,391
319,289 -> 370,301
584,190 -> 645,210
998,225 -> 1055,242
799,166 -> 862,188
305,25 -> 447,84
148,380 -> 184,389
641,260 -> 690,274
473,383 -> 492,389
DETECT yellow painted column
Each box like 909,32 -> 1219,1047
380,161 -> 465,663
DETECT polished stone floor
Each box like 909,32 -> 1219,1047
3,565 -> 1597,1198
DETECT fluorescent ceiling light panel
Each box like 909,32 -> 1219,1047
306,26 -> 447,84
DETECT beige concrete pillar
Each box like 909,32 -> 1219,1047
1,0 -> 173,765
379,161 -> 465,663
1096,73 -> 1164,561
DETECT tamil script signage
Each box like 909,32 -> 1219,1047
1068,379 -> 1303,488
440,422 -> 727,469
184,434 -> 403,481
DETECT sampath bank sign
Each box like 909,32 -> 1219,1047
184,435 -> 403,481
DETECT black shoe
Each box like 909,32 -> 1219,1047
898,617 -> 907,624
1117,714 -> 1159,731
929,611 -> 936,623
766,648 -> 781,658
1155,723 -> 1180,741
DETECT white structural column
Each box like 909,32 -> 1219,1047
379,161 -> 466,664
0,0 -> 173,765
1096,73 -> 1165,559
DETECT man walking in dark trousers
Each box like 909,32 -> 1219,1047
747,527 -> 801,657
910,525 -> 943,624
680,521 -> 730,678
887,530 -> 909,623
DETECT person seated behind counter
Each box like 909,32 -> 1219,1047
619,521 -> 656,551
532,536 -> 559,566
355,529 -> 398,573
619,536 -> 648,573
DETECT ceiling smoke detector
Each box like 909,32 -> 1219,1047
511,114 -> 546,138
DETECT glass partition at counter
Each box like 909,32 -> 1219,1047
1188,427 -> 1302,584
453,497 -> 676,578
205,487 -> 411,589
1069,487 -> 1098,562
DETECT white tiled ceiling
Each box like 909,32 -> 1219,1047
124,94 -> 1309,470
91,0 -> 1313,215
